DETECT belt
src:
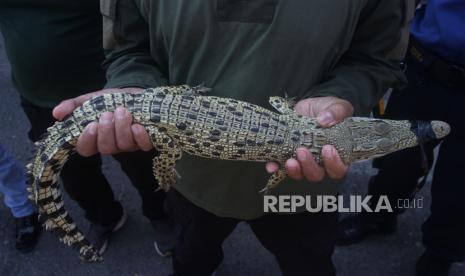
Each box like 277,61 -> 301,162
409,39 -> 465,89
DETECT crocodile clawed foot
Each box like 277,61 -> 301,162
173,168 -> 182,179
258,186 -> 271,195
154,169 -> 177,192
188,84 -> 211,95
261,169 -> 286,194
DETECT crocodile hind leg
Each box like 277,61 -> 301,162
268,96 -> 296,115
186,84 -> 211,95
146,126 -> 182,191
259,168 -> 287,194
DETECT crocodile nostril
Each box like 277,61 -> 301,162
377,138 -> 394,151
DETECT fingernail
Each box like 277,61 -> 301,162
297,149 -> 307,161
87,123 -> 97,135
131,124 -> 140,134
330,146 -> 336,156
317,111 -> 334,126
100,112 -> 113,124
266,163 -> 275,173
115,107 -> 125,119
322,145 -> 331,157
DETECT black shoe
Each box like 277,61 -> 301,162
15,212 -> 42,253
416,251 -> 452,276
151,217 -> 180,257
87,211 -> 127,255
337,213 -> 397,246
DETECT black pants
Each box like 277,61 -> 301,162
369,55 -> 465,262
166,189 -> 338,276
21,98 -> 165,225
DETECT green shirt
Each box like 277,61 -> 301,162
104,0 -> 406,219
0,0 -> 106,108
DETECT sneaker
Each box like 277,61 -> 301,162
337,212 -> 397,246
87,211 -> 127,255
151,217 -> 180,257
15,212 -> 42,253
416,250 -> 452,276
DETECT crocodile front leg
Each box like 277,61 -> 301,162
260,168 -> 287,194
146,126 -> 182,191
268,96 -> 296,115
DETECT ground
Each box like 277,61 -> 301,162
0,37 -> 463,276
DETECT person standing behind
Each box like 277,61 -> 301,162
338,1 -> 465,275
0,0 -> 175,255
54,1 -> 406,274
0,144 -> 41,252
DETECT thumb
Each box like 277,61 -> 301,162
53,99 -> 79,121
52,91 -> 107,121
316,101 -> 353,127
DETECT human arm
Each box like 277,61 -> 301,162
54,0 -> 164,156
268,0 -> 406,182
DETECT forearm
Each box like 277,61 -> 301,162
104,52 -> 168,89
102,0 -> 167,89
307,57 -> 404,116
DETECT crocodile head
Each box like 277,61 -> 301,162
331,118 -> 451,163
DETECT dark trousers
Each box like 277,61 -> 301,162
20,98 -> 165,225
166,189 -> 338,276
369,55 -> 465,262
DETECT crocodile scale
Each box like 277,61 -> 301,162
26,85 -> 450,262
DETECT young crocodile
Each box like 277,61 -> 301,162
26,85 -> 450,262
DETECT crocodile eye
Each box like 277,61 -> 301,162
374,122 -> 391,135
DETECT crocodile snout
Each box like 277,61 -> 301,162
431,120 -> 450,139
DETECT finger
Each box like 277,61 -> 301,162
294,99 -> 311,117
285,158 -> 303,180
97,112 -> 118,154
53,88 -> 145,121
322,145 -> 348,180
316,111 -> 336,127
131,124 -> 154,151
317,101 -> 353,127
72,90 -> 108,107
114,107 -> 137,151
52,99 -> 78,121
53,92 -> 104,121
296,148 -> 325,182
266,162 -> 280,173
76,122 -> 99,157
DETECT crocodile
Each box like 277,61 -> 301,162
26,85 -> 450,262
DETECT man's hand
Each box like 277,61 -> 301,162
52,88 -> 153,157
266,96 -> 354,182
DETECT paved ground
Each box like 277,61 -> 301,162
0,36 -> 463,276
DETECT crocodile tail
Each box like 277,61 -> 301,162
24,93 -> 138,262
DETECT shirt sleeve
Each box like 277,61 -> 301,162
305,0 -> 407,116
102,0 -> 168,89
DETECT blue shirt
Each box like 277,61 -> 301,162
411,0 -> 465,67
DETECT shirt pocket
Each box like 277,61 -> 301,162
216,0 -> 278,24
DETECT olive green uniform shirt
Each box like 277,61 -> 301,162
104,0 -> 405,219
